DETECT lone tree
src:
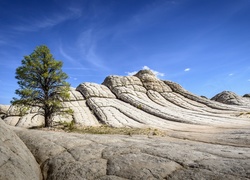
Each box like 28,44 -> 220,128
12,45 -> 70,127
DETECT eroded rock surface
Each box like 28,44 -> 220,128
211,91 -> 250,106
2,69 -> 250,129
0,121 -> 41,180
13,127 -> 250,180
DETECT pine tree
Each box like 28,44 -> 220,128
12,45 -> 70,127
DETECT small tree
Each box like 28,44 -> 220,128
12,45 -> 71,127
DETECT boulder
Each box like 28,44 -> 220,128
211,91 -> 244,105
0,104 -> 9,114
0,120 -> 41,180
243,93 -> 250,98
0,105 -> 9,119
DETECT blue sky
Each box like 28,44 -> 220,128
0,0 -> 250,104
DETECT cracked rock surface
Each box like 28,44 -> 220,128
11,126 -> 250,180
0,121 -> 41,180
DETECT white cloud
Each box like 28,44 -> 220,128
126,66 -> 164,77
184,68 -> 190,72
127,71 -> 137,76
142,66 -> 164,77
229,73 -> 234,76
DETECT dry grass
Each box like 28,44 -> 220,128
236,112 -> 250,117
70,125 -> 166,136
30,121 -> 167,136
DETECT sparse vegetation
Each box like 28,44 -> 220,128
71,126 -> 166,136
17,105 -> 29,116
35,124 -> 166,136
137,104 -> 143,109
236,112 -> 250,117
58,120 -> 75,131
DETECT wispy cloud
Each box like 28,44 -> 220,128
69,76 -> 78,81
13,7 -> 82,32
112,1 -> 179,39
59,43 -> 98,71
126,66 -> 164,77
63,67 -> 94,70
15,17 -> 65,32
59,46 -> 76,63
77,29 -> 108,70
67,6 -> 82,17
0,39 -> 6,45
229,73 -> 234,76
184,68 -> 191,72
248,79 -> 250,82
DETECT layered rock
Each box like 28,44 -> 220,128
2,70 -> 250,129
62,87 -> 100,126
3,88 -> 100,127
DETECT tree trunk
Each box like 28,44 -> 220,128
44,109 -> 52,127
44,116 -> 50,127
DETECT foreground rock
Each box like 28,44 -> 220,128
13,126 -> 250,180
0,121 -> 41,180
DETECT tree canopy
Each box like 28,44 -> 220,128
12,45 -> 70,127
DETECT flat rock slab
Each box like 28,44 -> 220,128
0,121 -> 41,180
13,127 -> 250,180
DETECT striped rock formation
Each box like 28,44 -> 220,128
2,69 -> 250,130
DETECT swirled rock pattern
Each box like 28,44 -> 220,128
2,69 -> 250,129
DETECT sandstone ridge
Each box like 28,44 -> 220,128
2,69 -> 250,129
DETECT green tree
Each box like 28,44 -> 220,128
12,45 -> 71,127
